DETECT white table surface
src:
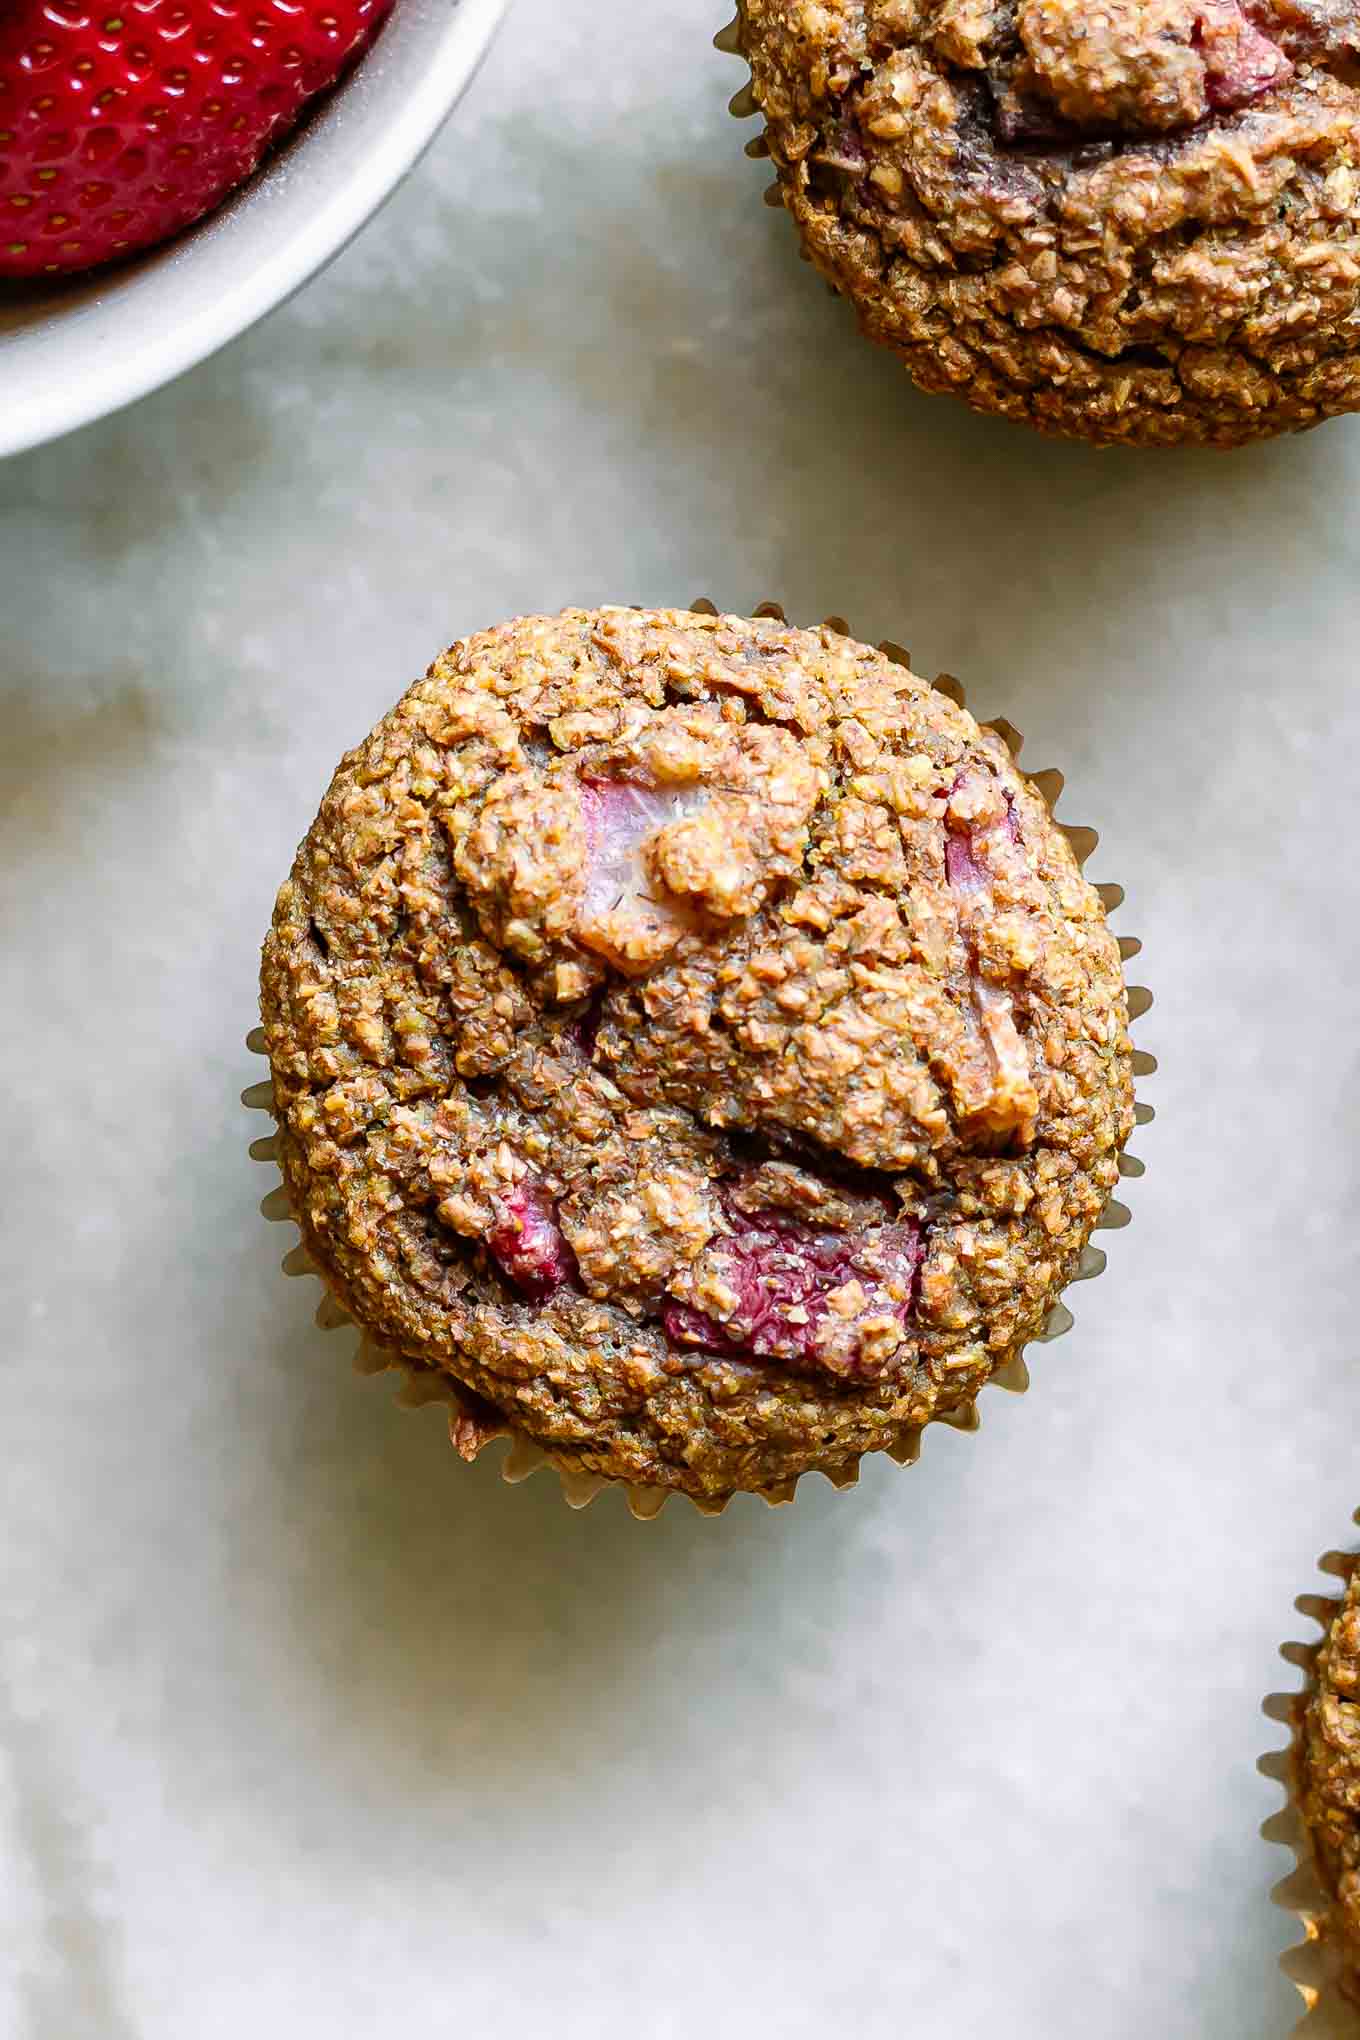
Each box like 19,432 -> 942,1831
3,2 -> 1355,2033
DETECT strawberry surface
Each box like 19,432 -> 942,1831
0,0 -> 393,278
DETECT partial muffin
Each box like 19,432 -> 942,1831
734,0 -> 1360,446
259,606 -> 1135,1503
1290,1550 -> 1360,2011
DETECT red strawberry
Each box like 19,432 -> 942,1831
0,0 -> 393,278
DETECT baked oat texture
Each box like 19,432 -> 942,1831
1296,1557 -> 1360,2004
735,0 -> 1360,445
260,607 -> 1133,1502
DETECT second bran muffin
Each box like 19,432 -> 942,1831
260,606 -> 1135,1503
734,0 -> 1360,447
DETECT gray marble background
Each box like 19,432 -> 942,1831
3,0 -> 1355,2033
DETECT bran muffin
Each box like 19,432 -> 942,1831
259,606 -> 1136,1504
732,0 -> 1360,446
1278,1536 -> 1360,2016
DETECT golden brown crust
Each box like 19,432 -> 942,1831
260,607 -> 1133,1500
1297,1559 -> 1360,2000
737,0 -> 1360,446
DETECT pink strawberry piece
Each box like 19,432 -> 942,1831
0,0 -> 393,278
576,775 -> 708,969
944,825 -> 989,895
945,786 -> 1020,896
487,1182 -> 578,1302
944,779 -> 1038,1148
1196,0 -> 1292,108
664,1196 -> 922,1378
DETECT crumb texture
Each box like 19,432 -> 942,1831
737,0 -> 1360,445
260,608 -> 1133,1498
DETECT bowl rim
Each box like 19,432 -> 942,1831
0,0 -> 507,461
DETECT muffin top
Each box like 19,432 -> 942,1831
1298,1558 -> 1360,1995
737,0 -> 1360,446
260,607 -> 1133,1500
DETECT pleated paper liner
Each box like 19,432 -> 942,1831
1263,1513 -> 1360,2034
714,13 -> 816,233
244,597 -> 1153,1520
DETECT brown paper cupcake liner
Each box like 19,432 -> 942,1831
715,14 -> 812,230
714,17 -> 775,176
244,596 -> 1153,1520
1263,1512 -> 1360,2034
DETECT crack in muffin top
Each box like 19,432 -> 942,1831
1298,1558 -> 1360,1997
738,0 -> 1360,446
260,607 -> 1133,1498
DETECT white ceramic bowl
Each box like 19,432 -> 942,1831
0,0 -> 506,459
